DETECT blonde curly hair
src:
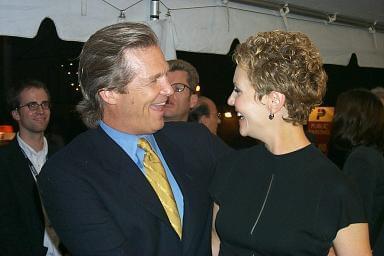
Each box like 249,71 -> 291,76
233,30 -> 327,124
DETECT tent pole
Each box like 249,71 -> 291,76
150,0 -> 159,20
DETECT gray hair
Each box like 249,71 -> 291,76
76,22 -> 159,128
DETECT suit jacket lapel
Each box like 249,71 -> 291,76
8,140 -> 45,229
92,127 -> 205,247
155,132 -> 201,250
93,127 -> 169,224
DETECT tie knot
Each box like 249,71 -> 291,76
138,138 -> 161,164
137,138 -> 152,153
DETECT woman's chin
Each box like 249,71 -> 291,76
238,119 -> 248,137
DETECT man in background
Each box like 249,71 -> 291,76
189,95 -> 221,135
164,59 -> 199,122
0,80 -> 62,255
37,22 -> 230,255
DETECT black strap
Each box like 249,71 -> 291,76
19,146 -> 44,178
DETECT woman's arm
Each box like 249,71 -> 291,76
212,203 -> 221,256
333,223 -> 372,256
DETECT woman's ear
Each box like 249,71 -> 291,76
268,91 -> 286,113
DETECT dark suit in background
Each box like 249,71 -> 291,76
38,122 -> 230,255
0,139 -> 58,256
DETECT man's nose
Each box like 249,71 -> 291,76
160,77 -> 174,96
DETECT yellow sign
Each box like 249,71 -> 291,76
308,107 -> 334,122
308,107 -> 334,155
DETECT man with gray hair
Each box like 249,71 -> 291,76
38,22 -> 230,255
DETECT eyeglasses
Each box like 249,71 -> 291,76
171,83 -> 195,93
17,101 -> 51,111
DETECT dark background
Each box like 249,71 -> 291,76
1,19 -> 383,148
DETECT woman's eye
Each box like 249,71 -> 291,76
233,86 -> 241,93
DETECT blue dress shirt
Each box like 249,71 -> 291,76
99,121 -> 184,222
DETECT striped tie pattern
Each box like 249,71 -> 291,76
137,138 -> 182,239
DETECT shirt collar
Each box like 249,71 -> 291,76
99,121 -> 156,163
17,132 -> 48,157
16,133 -> 48,174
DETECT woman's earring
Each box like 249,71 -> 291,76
268,113 -> 274,120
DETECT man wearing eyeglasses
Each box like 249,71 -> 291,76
0,80 -> 62,255
164,59 -> 199,122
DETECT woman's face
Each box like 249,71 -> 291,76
227,65 -> 269,138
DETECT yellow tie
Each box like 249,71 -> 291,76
137,138 -> 182,239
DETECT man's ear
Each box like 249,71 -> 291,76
189,94 -> 198,108
11,109 -> 20,121
199,115 -> 209,126
98,89 -> 119,105
268,91 -> 286,113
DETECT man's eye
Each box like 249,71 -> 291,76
28,103 -> 39,108
171,84 -> 185,92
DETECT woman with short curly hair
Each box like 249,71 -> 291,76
210,31 -> 371,256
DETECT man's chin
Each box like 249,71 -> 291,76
163,112 -> 174,120
150,120 -> 165,133
32,124 -> 49,132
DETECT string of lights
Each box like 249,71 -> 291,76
60,60 -> 80,93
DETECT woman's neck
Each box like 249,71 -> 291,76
264,124 -> 310,155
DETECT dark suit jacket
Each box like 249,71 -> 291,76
0,138 -> 58,256
38,122 -> 231,256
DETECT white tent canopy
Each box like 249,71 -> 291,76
1,0 -> 383,68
